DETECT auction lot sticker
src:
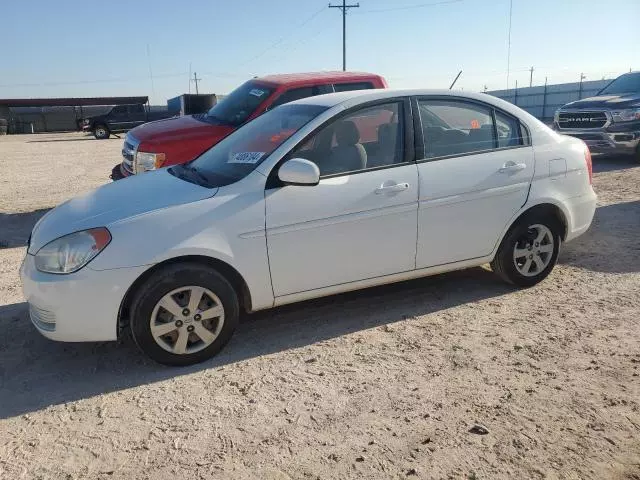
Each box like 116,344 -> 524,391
229,152 -> 265,164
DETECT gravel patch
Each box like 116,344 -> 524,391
1,133 -> 639,479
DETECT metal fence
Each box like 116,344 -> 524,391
488,79 -> 611,121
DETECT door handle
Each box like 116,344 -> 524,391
375,182 -> 410,194
499,161 -> 527,173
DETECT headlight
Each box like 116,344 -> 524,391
34,228 -> 111,274
611,108 -> 640,123
134,151 -> 166,173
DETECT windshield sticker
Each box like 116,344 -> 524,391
229,152 -> 265,164
249,89 -> 266,97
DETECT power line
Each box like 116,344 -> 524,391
329,0 -> 360,71
353,0 -> 463,14
236,6 -> 328,68
506,0 -> 513,89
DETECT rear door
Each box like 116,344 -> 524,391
414,96 -> 534,268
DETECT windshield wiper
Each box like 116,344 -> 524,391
170,164 -> 211,187
182,164 -> 211,185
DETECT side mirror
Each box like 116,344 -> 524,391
278,158 -> 320,186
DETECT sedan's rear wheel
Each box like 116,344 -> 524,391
129,263 -> 239,366
491,214 -> 561,287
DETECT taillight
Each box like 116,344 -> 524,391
584,143 -> 593,184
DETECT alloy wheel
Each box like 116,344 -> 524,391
150,286 -> 225,355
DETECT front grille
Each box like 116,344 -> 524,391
29,303 -> 56,331
557,111 -> 607,129
121,135 -> 139,174
566,133 -> 603,141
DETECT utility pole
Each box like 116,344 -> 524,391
329,0 -> 359,71
191,72 -> 202,94
529,66 -> 534,87
578,72 -> 586,99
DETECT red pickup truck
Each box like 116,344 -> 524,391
112,71 -> 388,179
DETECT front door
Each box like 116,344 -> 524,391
108,105 -> 129,132
415,97 -> 535,268
127,104 -> 147,129
265,99 -> 419,297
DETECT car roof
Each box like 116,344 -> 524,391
290,89 -> 492,106
289,88 -> 545,130
255,71 -> 383,87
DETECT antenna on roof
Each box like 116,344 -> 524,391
449,70 -> 462,90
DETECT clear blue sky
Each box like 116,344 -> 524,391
2,0 -> 638,103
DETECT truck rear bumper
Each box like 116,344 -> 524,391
558,129 -> 640,156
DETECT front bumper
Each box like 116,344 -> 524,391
110,163 -> 130,181
20,253 -> 148,342
557,128 -> 640,156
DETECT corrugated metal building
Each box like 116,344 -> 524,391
488,79 -> 611,121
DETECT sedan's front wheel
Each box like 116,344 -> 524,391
129,263 -> 239,366
491,214 -> 562,287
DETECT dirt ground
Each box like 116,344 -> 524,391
0,132 -> 639,480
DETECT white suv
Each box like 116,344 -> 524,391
21,89 -> 597,365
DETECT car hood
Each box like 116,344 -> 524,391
29,169 -> 217,253
561,93 -> 640,110
129,114 -> 234,144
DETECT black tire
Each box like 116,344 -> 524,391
129,263 -> 239,366
635,146 -> 640,164
93,124 -> 110,139
490,212 -> 562,287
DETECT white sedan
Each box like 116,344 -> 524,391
21,89 -> 596,365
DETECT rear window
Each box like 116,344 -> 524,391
333,82 -> 374,92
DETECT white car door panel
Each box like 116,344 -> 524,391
266,164 -> 419,296
416,147 -> 534,268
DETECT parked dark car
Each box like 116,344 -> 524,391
81,104 -> 174,139
553,71 -> 640,162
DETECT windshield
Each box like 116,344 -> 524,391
172,104 -> 327,187
206,80 -> 274,126
599,73 -> 640,95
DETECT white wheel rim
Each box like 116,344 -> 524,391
150,286 -> 225,355
96,128 -> 106,136
513,224 -> 554,277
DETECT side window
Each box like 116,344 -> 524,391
418,99 -> 495,158
333,82 -> 374,92
111,105 -> 127,115
495,111 -> 523,148
292,102 -> 404,177
271,86 -> 323,108
129,104 -> 145,114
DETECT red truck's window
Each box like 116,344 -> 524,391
270,86 -> 325,108
179,104 -> 327,187
206,80 -> 274,126
333,82 -> 374,92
